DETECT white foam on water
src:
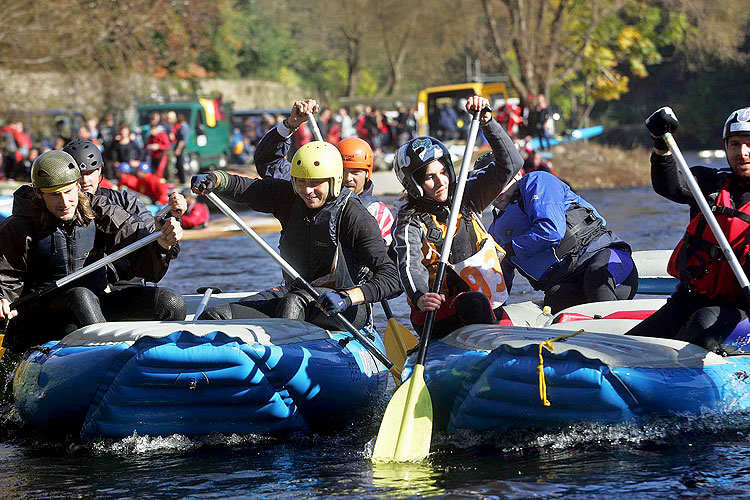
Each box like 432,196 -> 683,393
437,409 -> 750,453
92,431 -> 275,455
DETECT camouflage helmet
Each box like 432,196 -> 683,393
31,150 -> 81,193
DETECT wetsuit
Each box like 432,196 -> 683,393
254,122 -> 395,244
198,173 -> 400,331
0,186 -> 185,352
489,171 -> 637,313
394,119 -> 522,338
627,154 -> 750,352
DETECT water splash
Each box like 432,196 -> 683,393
436,409 -> 750,454
92,431 -> 275,455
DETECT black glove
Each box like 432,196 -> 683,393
316,290 -> 352,316
645,107 -> 679,151
191,173 -> 218,195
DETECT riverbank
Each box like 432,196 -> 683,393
547,141 -> 652,190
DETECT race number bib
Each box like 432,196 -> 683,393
451,237 -> 508,308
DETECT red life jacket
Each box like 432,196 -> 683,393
667,179 -> 750,302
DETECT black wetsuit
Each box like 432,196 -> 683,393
0,186 -> 185,352
627,154 -> 750,352
199,173 -> 400,330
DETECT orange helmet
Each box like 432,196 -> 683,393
337,137 -> 374,179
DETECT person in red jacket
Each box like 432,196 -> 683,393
115,162 -> 139,190
180,189 -> 210,229
145,125 -> 171,178
134,162 -> 169,205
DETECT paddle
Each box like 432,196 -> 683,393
382,300 -> 418,384
307,112 -> 324,142
372,107 -> 486,462
193,286 -> 223,319
664,133 -> 750,313
204,192 -> 393,370
307,109 -> 413,371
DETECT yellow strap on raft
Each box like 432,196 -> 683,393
537,329 -> 585,407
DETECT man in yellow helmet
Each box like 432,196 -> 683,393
191,141 -> 400,329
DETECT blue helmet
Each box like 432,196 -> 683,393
393,136 -> 455,199
137,162 -> 150,174
116,162 -> 132,174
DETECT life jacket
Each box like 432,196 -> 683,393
667,179 -> 750,303
357,182 -> 394,245
25,219 -> 107,299
278,189 -> 366,291
491,184 -> 615,290
414,207 -> 508,309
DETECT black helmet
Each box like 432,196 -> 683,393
31,150 -> 81,192
394,136 -> 455,199
63,139 -> 103,174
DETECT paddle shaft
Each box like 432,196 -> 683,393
307,112 -> 324,142
205,192 -> 393,369
665,133 -> 750,309
416,110 -> 483,366
10,231 -> 163,310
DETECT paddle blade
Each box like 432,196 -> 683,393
384,318 -> 418,383
372,364 -> 433,462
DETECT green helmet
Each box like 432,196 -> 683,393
31,150 -> 81,192
290,141 -> 343,197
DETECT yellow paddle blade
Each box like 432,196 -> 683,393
0,333 -> 5,361
384,318 -> 418,383
372,364 -> 433,462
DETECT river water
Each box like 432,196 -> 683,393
6,155 -> 750,499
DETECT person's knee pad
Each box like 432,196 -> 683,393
275,291 -> 311,321
65,286 -> 106,325
154,288 -> 187,321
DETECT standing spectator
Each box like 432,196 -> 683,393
86,117 -> 100,144
437,103 -> 458,141
8,122 -> 32,180
357,106 -> 374,145
110,124 -> 142,165
338,108 -> 356,139
529,94 -> 552,150
145,125 -> 171,178
173,113 -> 191,184
99,113 -> 117,178
1,121 -> 18,180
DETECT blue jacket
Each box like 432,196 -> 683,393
489,171 -> 626,287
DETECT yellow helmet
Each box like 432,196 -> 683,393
290,141 -> 343,197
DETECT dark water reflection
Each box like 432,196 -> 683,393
7,168 -> 750,499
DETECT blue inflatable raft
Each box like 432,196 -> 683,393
13,319 -> 388,440
405,304 -> 750,433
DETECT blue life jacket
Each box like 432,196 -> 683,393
489,171 -> 627,289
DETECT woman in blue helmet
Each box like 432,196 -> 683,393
392,96 -> 523,338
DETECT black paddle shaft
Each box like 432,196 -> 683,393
416,263 -> 448,366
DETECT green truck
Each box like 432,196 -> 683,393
136,98 -> 232,174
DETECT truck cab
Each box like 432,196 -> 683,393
136,98 -> 232,174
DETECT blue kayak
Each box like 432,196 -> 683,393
528,125 -> 604,150
13,319 -> 388,440
405,317 -> 750,433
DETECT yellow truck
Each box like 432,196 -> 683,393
417,82 -> 510,137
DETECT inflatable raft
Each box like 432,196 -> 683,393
406,299 -> 750,433
13,317 -> 388,440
